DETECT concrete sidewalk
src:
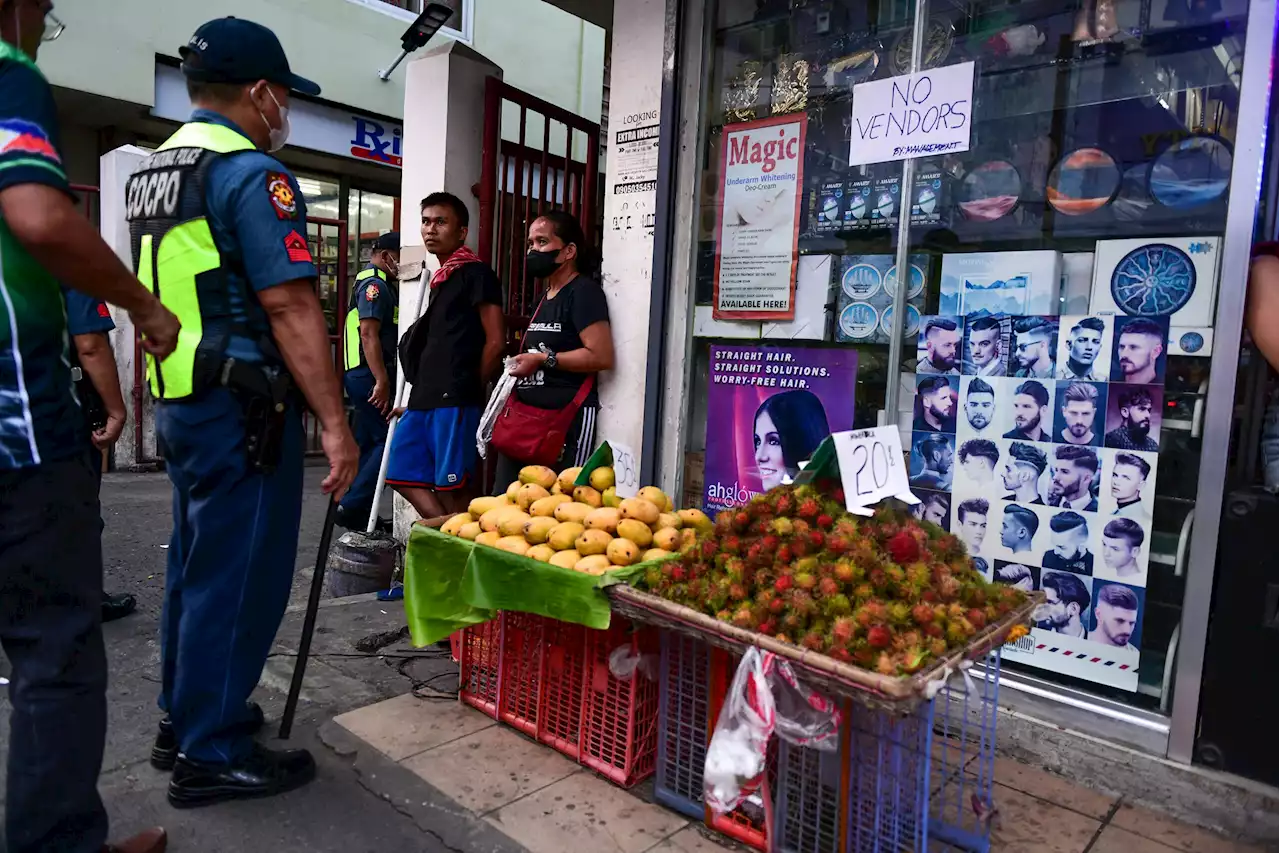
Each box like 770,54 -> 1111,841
332,693 -> 1269,853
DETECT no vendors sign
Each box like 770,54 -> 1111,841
848,62 -> 975,167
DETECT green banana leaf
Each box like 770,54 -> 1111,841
403,524 -> 661,646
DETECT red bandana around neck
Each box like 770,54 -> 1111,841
430,245 -> 483,288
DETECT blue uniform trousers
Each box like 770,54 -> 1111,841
156,388 -> 304,765
340,366 -> 389,521
0,453 -> 108,853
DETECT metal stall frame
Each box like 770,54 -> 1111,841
650,0 -> 1278,765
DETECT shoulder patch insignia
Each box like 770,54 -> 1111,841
96,303 -> 111,318
283,231 -> 313,263
0,119 -> 61,162
365,283 -> 379,301
266,171 -> 297,219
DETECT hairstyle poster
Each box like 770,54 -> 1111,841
914,312 -> 1168,693
703,344 -> 857,514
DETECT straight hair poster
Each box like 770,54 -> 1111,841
703,344 -> 857,514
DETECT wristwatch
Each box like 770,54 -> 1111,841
544,350 -> 559,370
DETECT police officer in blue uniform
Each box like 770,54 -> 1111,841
62,286 -> 138,622
128,18 -> 357,808
0,1 -> 178,849
337,231 -> 400,529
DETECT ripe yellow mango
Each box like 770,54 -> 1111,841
575,528 -> 613,556
530,494 -> 572,517
642,548 -> 672,562
557,466 -> 582,493
575,554 -> 612,574
506,480 -> 522,500
656,512 -> 682,530
497,511 -> 532,537
468,496 -> 507,518
616,518 -> 653,548
480,505 -> 521,533
652,527 -> 681,551
602,487 -> 621,508
518,465 -> 557,489
638,486 -> 673,512
516,482 -> 550,510
547,522 -> 586,551
459,522 -> 482,541
495,535 -> 531,556
440,513 -> 473,536
619,498 -> 660,526
607,538 -> 639,566
526,544 -> 556,562
475,531 -> 501,548
584,507 -> 621,534
553,502 -> 592,524
523,516 -> 558,544
549,549 -> 581,569
589,466 -> 615,491
572,485 -> 603,508
677,508 -> 713,532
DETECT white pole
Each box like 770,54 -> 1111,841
365,272 -> 431,535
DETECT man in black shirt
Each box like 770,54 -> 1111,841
386,192 -> 505,517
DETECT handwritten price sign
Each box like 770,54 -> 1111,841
607,440 -> 640,499
831,427 -> 918,516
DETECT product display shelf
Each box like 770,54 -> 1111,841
654,632 -> 712,820
579,619 -> 663,788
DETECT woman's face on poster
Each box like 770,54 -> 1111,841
754,410 -> 787,490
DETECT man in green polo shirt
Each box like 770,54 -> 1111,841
0,1 -> 178,851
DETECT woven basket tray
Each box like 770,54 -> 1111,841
606,584 -> 1041,713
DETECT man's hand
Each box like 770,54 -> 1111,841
131,298 -> 181,359
92,412 -> 126,451
508,352 -> 546,378
388,405 -> 406,422
320,422 -> 359,500
369,379 -> 391,415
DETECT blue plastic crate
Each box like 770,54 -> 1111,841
775,735 -> 844,853
654,632 -> 711,820
846,648 -> 1004,853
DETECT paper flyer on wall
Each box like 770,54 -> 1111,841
703,344 -> 857,515
713,114 -> 807,321
909,312 -> 1169,693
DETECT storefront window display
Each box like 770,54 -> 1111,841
675,0 -> 1266,742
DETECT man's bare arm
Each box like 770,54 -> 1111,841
359,318 -> 390,387
0,183 -> 178,356
74,332 -> 126,420
478,303 -> 507,384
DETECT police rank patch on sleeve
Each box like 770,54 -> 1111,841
266,171 -> 298,219
96,302 -> 110,318
283,231 -> 313,263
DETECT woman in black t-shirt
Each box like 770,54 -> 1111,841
494,211 -> 614,490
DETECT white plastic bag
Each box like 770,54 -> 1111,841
477,362 -> 517,459
703,648 -> 843,815
608,645 -> 659,681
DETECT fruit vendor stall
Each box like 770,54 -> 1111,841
401,440 -> 1037,852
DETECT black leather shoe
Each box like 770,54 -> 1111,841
167,743 -> 316,809
151,701 -> 266,771
102,592 -> 137,623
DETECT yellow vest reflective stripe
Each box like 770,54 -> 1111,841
131,121 -> 255,400
343,267 -> 387,371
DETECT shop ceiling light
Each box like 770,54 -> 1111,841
378,2 -> 455,81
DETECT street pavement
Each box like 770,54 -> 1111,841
0,464 -> 476,852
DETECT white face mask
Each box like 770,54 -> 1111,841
256,85 -> 291,153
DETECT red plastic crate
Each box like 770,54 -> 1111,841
499,611 -> 544,736
579,619 -> 661,787
537,617 -> 587,760
449,631 -> 460,663
458,617 -> 502,719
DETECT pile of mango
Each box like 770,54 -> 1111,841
439,465 -> 714,575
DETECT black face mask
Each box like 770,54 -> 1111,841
525,248 -> 563,279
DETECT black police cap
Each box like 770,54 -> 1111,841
374,233 -> 401,252
180,17 -> 321,97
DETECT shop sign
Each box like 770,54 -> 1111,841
702,344 -> 857,515
848,62 -> 974,167
713,114 -> 807,321
350,117 -> 403,167
908,308 -> 1169,692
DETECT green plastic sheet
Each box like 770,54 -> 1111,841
403,525 -> 653,646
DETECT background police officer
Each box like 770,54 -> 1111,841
337,230 -> 399,530
0,1 -> 178,850
61,285 -> 139,622
131,17 -> 357,808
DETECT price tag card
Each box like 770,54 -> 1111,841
832,427 -> 917,516
575,440 -> 641,499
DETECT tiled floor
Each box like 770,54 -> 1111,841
334,695 -> 1269,853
